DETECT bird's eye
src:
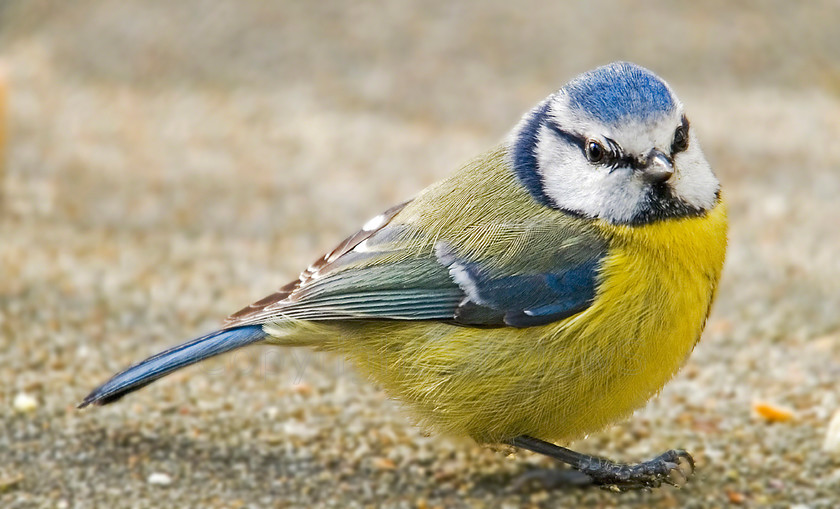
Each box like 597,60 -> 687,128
585,140 -> 606,163
672,125 -> 689,153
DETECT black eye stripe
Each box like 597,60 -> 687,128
546,121 -> 684,171
544,122 -> 586,151
546,123 -> 633,168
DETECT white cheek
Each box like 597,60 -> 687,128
535,132 -> 602,215
599,171 -> 646,222
535,128 -> 644,222
671,136 -> 719,209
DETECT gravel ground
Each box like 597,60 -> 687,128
2,1 -> 840,507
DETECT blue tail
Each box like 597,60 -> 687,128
79,325 -> 265,407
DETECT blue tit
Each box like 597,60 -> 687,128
81,62 -> 727,490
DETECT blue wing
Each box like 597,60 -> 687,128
435,242 -> 603,327
225,200 -> 605,329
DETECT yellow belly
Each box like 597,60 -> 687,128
327,201 -> 728,443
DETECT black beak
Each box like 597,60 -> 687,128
641,149 -> 674,184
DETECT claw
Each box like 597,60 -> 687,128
668,464 -> 687,487
677,452 -> 695,473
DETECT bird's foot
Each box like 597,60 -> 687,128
578,449 -> 695,492
507,436 -> 695,492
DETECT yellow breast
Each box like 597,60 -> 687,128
328,200 -> 728,444
539,198 -> 729,440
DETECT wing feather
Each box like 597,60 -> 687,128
224,156 -> 608,330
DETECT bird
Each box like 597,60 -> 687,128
80,62 -> 727,491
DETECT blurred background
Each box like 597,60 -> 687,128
2,1 -> 840,507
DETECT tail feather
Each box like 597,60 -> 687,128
78,325 -> 265,408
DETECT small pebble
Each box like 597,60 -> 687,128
13,392 -> 37,413
147,472 -> 173,486
823,409 -> 840,453
292,382 -> 313,396
753,402 -> 795,423
727,490 -> 746,504
0,473 -> 24,491
373,457 -> 396,470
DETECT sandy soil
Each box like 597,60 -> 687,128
2,1 -> 840,507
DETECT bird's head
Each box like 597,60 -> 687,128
511,62 -> 719,225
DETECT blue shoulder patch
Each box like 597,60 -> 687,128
564,62 -> 675,125
438,245 -> 604,328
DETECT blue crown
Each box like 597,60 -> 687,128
564,62 -> 675,125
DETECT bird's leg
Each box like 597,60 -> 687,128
507,435 -> 694,491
